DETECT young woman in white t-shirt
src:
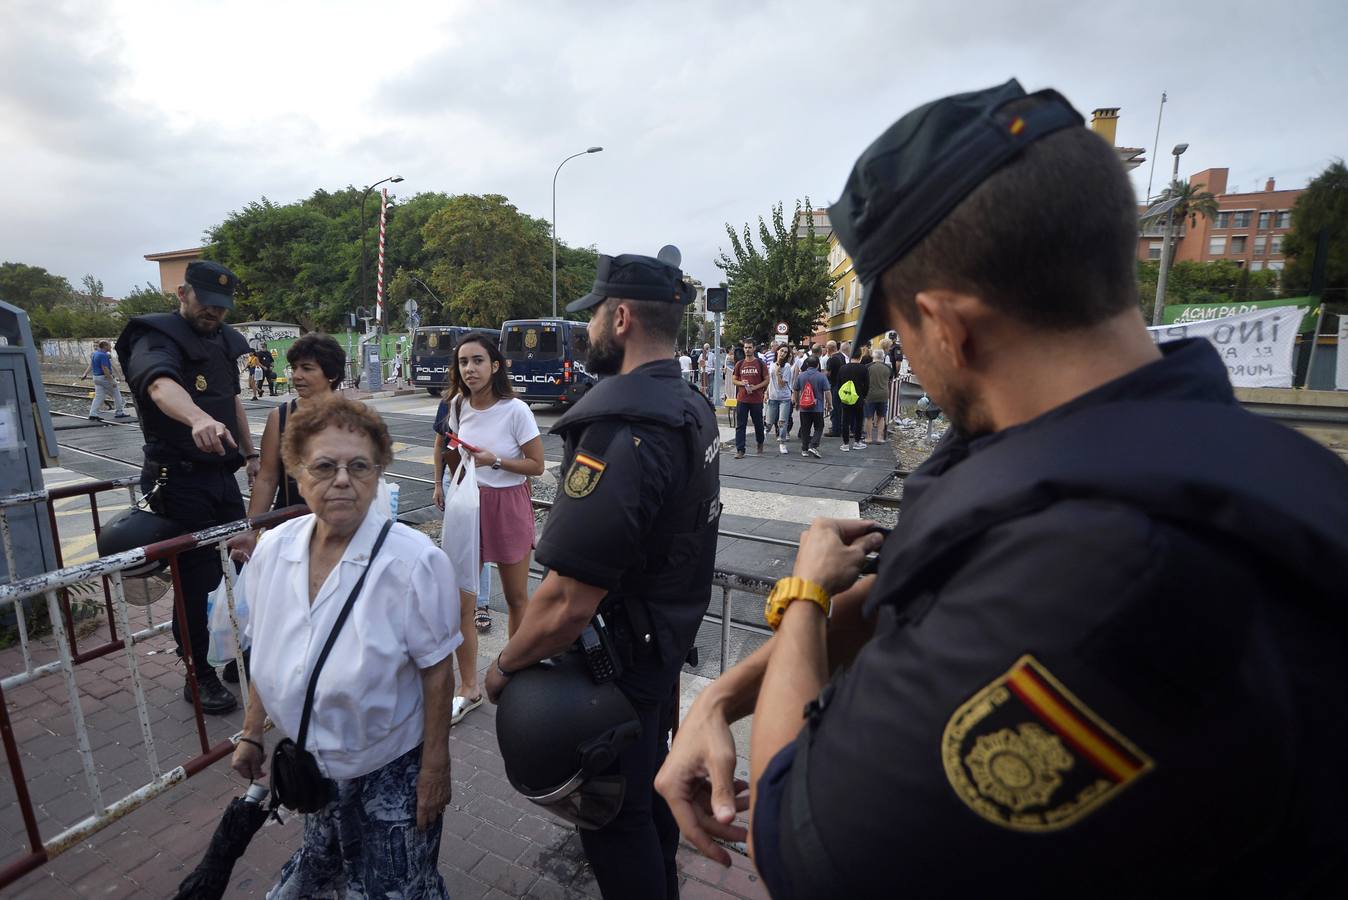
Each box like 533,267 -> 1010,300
432,333 -> 544,723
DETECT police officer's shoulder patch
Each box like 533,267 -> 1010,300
563,452 -> 606,499
941,654 -> 1153,832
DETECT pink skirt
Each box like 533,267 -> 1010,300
479,482 -> 535,565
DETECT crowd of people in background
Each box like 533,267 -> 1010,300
672,329 -> 905,458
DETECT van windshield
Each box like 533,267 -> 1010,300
503,325 -> 562,359
414,330 -> 452,351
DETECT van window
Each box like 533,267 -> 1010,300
414,330 -> 450,351
504,330 -> 524,353
503,325 -> 562,358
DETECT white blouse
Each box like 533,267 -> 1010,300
243,507 -> 462,779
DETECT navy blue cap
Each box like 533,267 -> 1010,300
567,253 -> 695,312
830,79 -> 1084,342
184,260 -> 239,309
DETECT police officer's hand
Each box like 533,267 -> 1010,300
191,416 -> 237,456
794,518 -> 886,596
415,762 -> 452,830
655,694 -> 750,866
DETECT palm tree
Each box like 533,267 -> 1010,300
1161,179 -> 1219,229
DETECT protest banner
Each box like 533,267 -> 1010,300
1148,304 -> 1307,388
1162,298 -> 1318,333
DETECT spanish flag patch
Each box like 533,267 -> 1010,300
942,655 -> 1152,832
563,452 -> 606,499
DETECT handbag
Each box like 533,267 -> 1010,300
270,519 -> 393,813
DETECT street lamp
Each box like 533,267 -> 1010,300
552,147 -> 603,318
360,175 -> 404,313
408,274 -> 443,307
1151,143 -> 1188,325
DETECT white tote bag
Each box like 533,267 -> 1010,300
440,457 -> 480,597
206,563 -> 250,668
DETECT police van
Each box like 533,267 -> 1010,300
500,318 -> 595,405
410,325 -> 492,396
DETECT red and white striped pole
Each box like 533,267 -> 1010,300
376,187 -> 388,329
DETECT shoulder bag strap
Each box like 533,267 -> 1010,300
278,401 -> 296,506
294,518 -> 394,750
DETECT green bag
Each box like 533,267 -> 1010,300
839,380 -> 859,406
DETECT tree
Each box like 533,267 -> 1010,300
1161,179 -> 1219,229
0,262 -> 73,312
118,283 -> 176,319
420,194 -> 556,326
1281,160 -> 1348,304
716,199 -> 833,345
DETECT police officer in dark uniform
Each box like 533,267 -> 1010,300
486,253 -> 721,898
656,81 -> 1348,898
114,261 -> 260,715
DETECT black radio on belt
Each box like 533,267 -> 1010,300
577,614 -> 623,683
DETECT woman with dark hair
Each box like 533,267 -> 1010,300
432,332 -> 544,725
227,333 -> 346,565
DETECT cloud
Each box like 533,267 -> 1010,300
0,0 -> 1345,300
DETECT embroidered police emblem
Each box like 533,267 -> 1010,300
194,374 -> 208,392
218,274 -> 229,286
941,655 -> 1152,832
563,452 -> 605,499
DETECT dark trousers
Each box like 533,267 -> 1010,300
580,692 -> 680,899
828,395 -> 843,435
842,404 -> 866,442
798,410 -> 825,451
141,461 -> 245,672
735,402 -> 764,453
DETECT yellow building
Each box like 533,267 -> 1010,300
820,230 -> 863,345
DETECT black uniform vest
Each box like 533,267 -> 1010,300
115,313 -> 250,468
552,371 -> 722,680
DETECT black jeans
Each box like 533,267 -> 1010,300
141,461 -> 245,672
798,410 -> 825,451
579,691 -> 680,899
735,402 -> 764,453
842,404 -> 866,442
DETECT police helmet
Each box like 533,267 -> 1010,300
96,508 -> 183,577
496,651 -> 642,830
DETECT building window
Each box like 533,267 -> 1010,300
1229,235 -> 1247,254
1213,212 -> 1231,229
1258,211 -> 1271,229
1208,236 -> 1226,256
1250,260 -> 1264,271
1276,210 -> 1291,229
1148,241 -> 1163,260
1268,260 -> 1285,271
1253,235 -> 1266,256
1269,235 -> 1283,256
1231,211 -> 1252,228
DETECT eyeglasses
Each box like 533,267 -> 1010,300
300,459 -> 380,481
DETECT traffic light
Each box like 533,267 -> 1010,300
706,287 -> 727,312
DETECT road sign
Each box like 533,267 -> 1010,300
774,321 -> 789,344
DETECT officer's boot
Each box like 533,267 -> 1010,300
222,648 -> 251,684
185,666 -> 238,715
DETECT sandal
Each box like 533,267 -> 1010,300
451,694 -> 482,725
474,610 -> 492,633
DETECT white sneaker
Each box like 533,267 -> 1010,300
808,447 -> 822,458
779,443 -> 788,455
855,441 -> 867,450
840,443 -> 850,452
801,450 -> 810,457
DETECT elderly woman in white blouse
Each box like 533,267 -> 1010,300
231,397 -> 460,898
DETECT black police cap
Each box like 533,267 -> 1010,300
829,79 -> 1084,343
566,253 -> 695,313
184,260 -> 239,310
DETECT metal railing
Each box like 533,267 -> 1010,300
0,480 -> 305,890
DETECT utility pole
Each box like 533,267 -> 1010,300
1144,91 -> 1167,204
1152,142 -> 1188,326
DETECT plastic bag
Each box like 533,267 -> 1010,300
440,458 -> 480,598
206,563 -> 250,668
373,479 -> 400,521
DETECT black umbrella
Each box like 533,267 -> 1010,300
173,783 -> 271,900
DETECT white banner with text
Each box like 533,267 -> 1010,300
1148,304 -> 1307,388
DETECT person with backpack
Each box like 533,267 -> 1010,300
792,356 -> 832,457
835,345 -> 871,451
824,340 -> 846,436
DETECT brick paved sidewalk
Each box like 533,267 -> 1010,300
0,600 -> 768,899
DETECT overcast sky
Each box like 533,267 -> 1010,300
3,0 -> 1345,299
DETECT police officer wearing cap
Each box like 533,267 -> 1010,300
487,253 -> 721,898
655,80 -> 1348,898
114,261 -> 259,715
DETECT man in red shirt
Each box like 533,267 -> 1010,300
733,339 -> 768,458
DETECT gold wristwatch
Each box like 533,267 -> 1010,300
763,577 -> 831,630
